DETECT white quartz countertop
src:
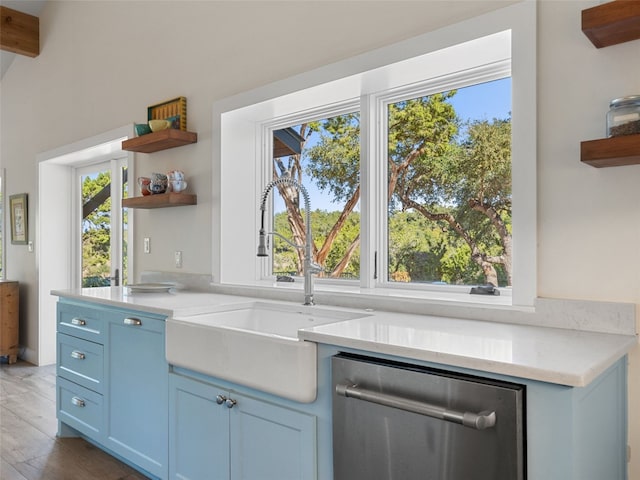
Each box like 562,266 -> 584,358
51,286 -> 252,317
53,287 -> 637,388
299,314 -> 637,387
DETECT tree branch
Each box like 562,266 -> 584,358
316,185 -> 360,265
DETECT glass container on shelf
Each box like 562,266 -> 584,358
607,95 -> 640,137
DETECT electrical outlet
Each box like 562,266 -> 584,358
175,250 -> 183,268
144,237 -> 150,254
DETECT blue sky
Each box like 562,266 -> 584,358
274,77 -> 512,213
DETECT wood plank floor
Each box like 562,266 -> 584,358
0,359 -> 149,479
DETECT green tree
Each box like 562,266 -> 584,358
395,112 -> 512,285
274,114 -> 361,278
82,172 -> 112,286
275,91 -> 512,287
273,210 -> 360,278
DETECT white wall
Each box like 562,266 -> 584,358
1,0 -> 638,475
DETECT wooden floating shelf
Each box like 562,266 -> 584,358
122,193 -> 197,209
122,129 -> 197,153
581,134 -> 640,167
582,0 -> 640,48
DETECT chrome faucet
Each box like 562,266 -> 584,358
258,177 -> 322,305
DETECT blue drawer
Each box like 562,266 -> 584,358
58,302 -> 104,342
57,333 -> 104,394
57,376 -> 104,440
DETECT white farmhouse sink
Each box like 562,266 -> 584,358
166,301 -> 369,402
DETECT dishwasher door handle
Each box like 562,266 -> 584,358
336,383 -> 496,431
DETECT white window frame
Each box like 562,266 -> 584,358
213,0 -> 536,307
371,62 -> 512,290
259,100 -> 361,283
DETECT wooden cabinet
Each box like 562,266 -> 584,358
56,299 -> 168,479
0,280 -> 19,364
169,372 -> 317,480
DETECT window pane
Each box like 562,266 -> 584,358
272,113 -> 360,280
121,165 -> 129,286
81,170 -> 112,287
387,78 -> 512,287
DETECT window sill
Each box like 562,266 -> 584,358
209,281 -> 636,335
211,280 -> 534,326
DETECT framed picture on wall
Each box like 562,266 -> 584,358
10,193 -> 28,245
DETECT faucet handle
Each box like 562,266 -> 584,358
257,230 -> 269,257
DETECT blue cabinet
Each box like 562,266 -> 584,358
56,296 -> 628,480
169,373 -> 229,479
56,299 -> 168,480
56,301 -> 106,440
169,372 -> 317,480
104,309 -> 168,479
57,376 -> 104,438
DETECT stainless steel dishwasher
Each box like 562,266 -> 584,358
332,353 -> 525,480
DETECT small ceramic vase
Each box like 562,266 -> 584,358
170,180 -> 188,193
167,170 -> 185,182
150,173 -> 168,194
137,176 -> 151,196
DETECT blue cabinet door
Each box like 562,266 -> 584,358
105,310 -> 168,479
169,371 -> 318,480
230,393 -> 317,480
169,373 -> 230,480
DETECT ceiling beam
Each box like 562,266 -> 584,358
0,6 -> 39,57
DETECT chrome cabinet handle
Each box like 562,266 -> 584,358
71,317 -> 86,326
70,350 -> 86,360
216,394 -> 236,409
336,383 -> 497,431
123,317 -> 142,326
71,396 -> 86,408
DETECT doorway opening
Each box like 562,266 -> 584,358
35,125 -> 133,365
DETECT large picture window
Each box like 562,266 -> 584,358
269,76 -> 511,289
215,1 -> 535,306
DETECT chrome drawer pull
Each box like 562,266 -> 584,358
336,383 -> 497,431
71,317 -> 86,326
71,396 -> 86,408
123,317 -> 142,326
70,351 -> 86,360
